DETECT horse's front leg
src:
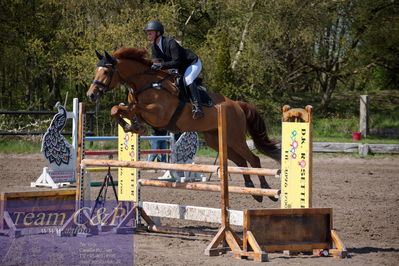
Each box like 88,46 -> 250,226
129,115 -> 148,135
110,104 -> 133,131
110,104 -> 148,135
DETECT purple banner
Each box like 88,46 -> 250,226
0,200 -> 134,266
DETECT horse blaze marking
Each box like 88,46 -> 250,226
118,119 -> 139,202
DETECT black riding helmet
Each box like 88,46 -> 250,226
144,20 -> 164,35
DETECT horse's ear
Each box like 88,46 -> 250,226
95,50 -> 103,60
104,50 -> 116,65
104,51 -> 112,60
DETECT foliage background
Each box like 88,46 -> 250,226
0,0 -> 398,136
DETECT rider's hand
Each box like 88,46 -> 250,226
151,63 -> 162,70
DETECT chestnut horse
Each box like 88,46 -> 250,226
87,47 -> 280,202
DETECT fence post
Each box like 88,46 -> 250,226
360,95 -> 369,137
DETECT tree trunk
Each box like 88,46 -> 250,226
48,67 -> 61,108
320,75 -> 337,111
0,67 -> 5,109
231,0 -> 257,71
26,78 -> 36,108
320,61 -> 339,111
38,76 -> 44,110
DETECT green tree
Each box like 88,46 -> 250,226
0,0 -> 398,133
214,32 -> 234,96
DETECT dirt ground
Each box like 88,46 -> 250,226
0,152 -> 398,265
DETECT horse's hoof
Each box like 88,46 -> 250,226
245,181 -> 255,188
268,196 -> 279,202
259,183 -> 279,202
252,195 -> 263,202
123,125 -> 132,133
137,127 -> 148,136
245,181 -> 263,202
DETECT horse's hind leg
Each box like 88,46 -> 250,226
226,149 -> 265,202
203,131 -> 264,202
230,140 -> 278,202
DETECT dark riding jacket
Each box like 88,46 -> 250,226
151,36 -> 198,74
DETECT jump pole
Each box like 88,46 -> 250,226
84,116 -> 173,176
81,159 -> 280,177
138,180 -> 280,197
80,161 -> 280,197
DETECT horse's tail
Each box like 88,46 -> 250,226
237,101 -> 281,163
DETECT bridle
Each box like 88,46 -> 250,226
92,58 -> 176,100
92,63 -> 116,97
91,55 -> 184,132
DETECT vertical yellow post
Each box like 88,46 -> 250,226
118,119 -> 139,202
281,105 -> 313,208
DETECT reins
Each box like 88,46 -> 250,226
92,64 -> 176,100
121,68 -> 186,132
93,60 -> 185,132
122,69 -> 178,99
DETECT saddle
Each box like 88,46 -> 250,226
143,72 -> 214,133
175,76 -> 214,107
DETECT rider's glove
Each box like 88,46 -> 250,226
151,63 -> 162,70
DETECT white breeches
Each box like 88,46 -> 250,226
184,59 -> 202,86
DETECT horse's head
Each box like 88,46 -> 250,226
87,50 -> 120,102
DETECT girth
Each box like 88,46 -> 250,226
159,99 -> 186,133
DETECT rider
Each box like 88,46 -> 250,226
144,20 -> 204,120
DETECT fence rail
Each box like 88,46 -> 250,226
0,110 -> 95,136
246,140 -> 399,156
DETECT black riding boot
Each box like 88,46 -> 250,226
188,83 -> 204,119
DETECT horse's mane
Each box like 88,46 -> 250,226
113,47 -> 152,66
